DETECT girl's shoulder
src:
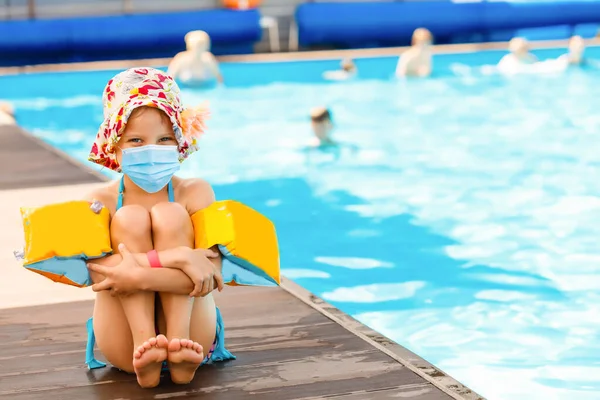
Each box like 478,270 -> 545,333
83,180 -> 120,215
174,177 -> 215,215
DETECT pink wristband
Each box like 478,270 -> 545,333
147,250 -> 162,268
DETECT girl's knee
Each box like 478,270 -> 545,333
113,205 -> 151,230
150,202 -> 192,236
111,205 -> 152,245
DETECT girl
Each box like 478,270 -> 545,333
85,67 -> 233,388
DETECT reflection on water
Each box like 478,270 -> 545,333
8,62 -> 600,400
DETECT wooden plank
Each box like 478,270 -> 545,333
0,357 -> 411,398
0,286 -> 453,399
0,125 -> 103,190
300,384 -> 460,400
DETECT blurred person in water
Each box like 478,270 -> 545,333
558,35 -> 587,66
323,58 -> 358,81
168,30 -> 223,88
497,37 -> 538,72
395,28 -> 434,78
310,107 -> 336,147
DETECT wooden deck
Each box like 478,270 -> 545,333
0,125 -> 103,190
0,121 -> 483,399
0,286 -> 459,400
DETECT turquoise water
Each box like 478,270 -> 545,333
3,46 -> 600,400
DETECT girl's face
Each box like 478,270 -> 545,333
116,107 -> 177,164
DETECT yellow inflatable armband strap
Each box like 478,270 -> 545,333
191,200 -> 280,287
19,200 -> 112,287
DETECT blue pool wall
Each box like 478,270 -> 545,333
296,1 -> 600,48
0,9 -> 262,67
1,1 -> 600,66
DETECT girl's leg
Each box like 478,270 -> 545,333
150,202 -> 217,384
92,205 -> 167,388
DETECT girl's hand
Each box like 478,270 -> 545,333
87,243 -> 144,296
178,247 -> 224,297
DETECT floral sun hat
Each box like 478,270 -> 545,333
88,67 -> 209,171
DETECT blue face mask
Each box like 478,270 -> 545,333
121,145 -> 180,193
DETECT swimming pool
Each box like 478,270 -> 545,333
3,45 -> 600,400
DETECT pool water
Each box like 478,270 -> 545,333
3,46 -> 600,400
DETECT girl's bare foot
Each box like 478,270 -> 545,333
167,338 -> 204,384
132,334 -> 169,388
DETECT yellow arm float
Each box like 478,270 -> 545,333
17,199 -> 280,288
191,200 -> 280,286
19,200 -> 112,287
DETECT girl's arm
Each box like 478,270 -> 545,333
136,247 -> 221,295
135,245 -> 222,295
89,246 -> 220,296
136,247 -> 196,295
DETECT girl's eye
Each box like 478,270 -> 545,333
128,138 -> 142,143
159,137 -> 176,142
